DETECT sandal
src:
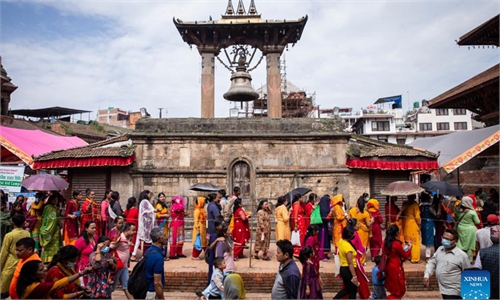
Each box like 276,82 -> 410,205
262,257 -> 271,261
254,255 -> 260,260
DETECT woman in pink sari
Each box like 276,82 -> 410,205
169,196 -> 186,259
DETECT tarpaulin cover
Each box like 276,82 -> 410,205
0,125 -> 88,166
408,125 -> 500,173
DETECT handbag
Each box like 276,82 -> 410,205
291,230 -> 301,246
334,254 -> 341,277
378,252 -> 388,273
194,233 -> 202,251
310,206 -> 322,224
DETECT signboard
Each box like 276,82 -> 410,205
367,105 -> 377,110
8,192 -> 37,208
461,269 -> 490,299
0,166 -> 25,193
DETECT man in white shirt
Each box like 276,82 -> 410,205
476,214 -> 499,250
423,228 -> 470,299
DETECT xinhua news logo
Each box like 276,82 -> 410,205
461,269 -> 490,299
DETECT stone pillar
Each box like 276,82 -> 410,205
200,52 -> 215,118
266,52 -> 282,118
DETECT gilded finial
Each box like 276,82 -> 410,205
248,0 -> 257,15
225,0 -> 234,15
236,0 -> 246,15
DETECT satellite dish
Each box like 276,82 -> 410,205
333,107 -> 340,116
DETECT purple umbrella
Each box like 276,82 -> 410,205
21,173 -> 69,191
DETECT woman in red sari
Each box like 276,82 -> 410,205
383,224 -> 412,299
64,191 -> 82,246
367,199 -> 383,260
16,260 -> 91,299
124,197 -> 138,256
169,196 -> 186,259
80,189 -> 100,236
46,245 -> 90,299
232,198 -> 251,260
291,194 -> 307,257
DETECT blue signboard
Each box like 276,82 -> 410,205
374,95 -> 402,108
461,269 -> 490,299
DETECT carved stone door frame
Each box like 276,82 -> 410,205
228,157 -> 255,205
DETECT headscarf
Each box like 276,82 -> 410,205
172,196 -> 185,209
366,199 -> 379,213
460,196 -> 475,210
319,195 -> 331,219
331,194 -> 343,206
468,194 -> 478,209
195,197 -> 206,222
224,273 -> 246,300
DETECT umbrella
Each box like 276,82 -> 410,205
21,173 -> 69,191
380,181 -> 424,196
283,187 -> 311,202
421,181 -> 464,197
189,183 -> 220,192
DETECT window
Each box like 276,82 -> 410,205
397,139 -> 406,145
453,109 -> 467,115
437,122 -> 450,131
436,109 -> 449,116
419,123 -> 432,131
371,121 -> 390,131
454,122 -> 468,130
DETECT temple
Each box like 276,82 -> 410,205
173,0 -> 307,118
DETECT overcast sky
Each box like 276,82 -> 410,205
1,0 -> 498,120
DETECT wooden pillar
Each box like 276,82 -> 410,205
266,52 -> 282,118
200,52 -> 215,118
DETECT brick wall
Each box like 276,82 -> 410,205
164,270 -> 439,293
460,170 -> 499,195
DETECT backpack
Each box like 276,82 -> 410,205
127,250 -> 159,299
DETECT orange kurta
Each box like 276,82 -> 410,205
331,195 -> 347,250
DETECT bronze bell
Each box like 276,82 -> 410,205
223,52 -> 259,102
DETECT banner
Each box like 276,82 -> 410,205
0,165 -> 25,193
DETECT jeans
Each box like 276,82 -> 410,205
111,267 -> 129,292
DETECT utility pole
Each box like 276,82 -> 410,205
158,108 -> 163,118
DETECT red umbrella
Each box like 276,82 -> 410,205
380,181 -> 424,196
21,173 -> 68,191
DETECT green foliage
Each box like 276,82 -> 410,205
89,121 -> 105,133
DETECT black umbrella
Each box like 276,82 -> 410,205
189,183 -> 220,192
421,181 -> 464,197
283,187 -> 311,203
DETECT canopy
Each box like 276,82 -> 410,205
408,125 -> 500,173
0,125 -> 88,167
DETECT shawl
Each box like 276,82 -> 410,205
137,199 -> 155,243
366,199 -> 380,213
461,196 -> 475,210
224,273 -> 246,300
331,194 -> 343,206
172,196 -> 185,210
196,197 -> 207,222
319,195 -> 331,219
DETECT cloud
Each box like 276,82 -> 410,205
2,0 -> 498,119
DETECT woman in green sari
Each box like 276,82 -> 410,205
40,193 -> 62,263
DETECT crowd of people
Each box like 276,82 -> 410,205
0,186 -> 498,299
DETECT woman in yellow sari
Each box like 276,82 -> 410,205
274,196 -> 290,241
331,194 -> 347,253
348,195 -> 372,264
191,196 -> 208,259
155,192 -> 170,260
402,194 -> 421,263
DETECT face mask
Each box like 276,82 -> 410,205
441,239 -> 452,248
365,197 -> 369,201
66,262 -> 76,268
101,246 -> 110,253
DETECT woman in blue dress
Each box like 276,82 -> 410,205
419,193 -> 436,261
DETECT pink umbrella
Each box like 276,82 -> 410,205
21,173 -> 69,191
380,180 -> 424,196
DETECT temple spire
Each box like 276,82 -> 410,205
225,0 -> 234,15
236,0 -> 246,15
248,0 -> 257,15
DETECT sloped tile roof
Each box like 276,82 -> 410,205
348,134 -> 438,158
35,134 -> 132,161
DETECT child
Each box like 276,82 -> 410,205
299,246 -> 323,299
201,257 -> 226,299
370,255 -> 387,299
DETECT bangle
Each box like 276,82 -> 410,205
78,271 -> 84,277
352,276 -> 357,279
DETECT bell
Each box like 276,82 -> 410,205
223,52 -> 259,102
223,71 -> 259,102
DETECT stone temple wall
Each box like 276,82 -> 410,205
129,118 -> 356,205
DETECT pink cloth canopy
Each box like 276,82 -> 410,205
0,125 -> 88,166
